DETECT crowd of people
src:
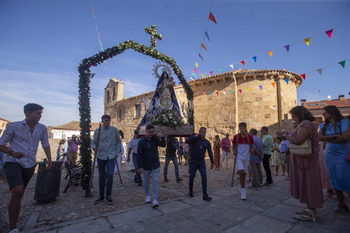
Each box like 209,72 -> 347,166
0,103 -> 349,232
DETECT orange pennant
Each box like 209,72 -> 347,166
304,37 -> 310,46
271,82 -> 276,88
268,51 -> 273,57
201,43 -> 207,51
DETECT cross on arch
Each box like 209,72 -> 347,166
145,25 -> 162,50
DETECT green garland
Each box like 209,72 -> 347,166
78,25 -> 194,196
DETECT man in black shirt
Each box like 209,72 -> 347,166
163,136 -> 182,182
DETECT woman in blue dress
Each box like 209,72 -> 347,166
319,105 -> 350,213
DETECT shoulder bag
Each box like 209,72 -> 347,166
288,138 -> 312,156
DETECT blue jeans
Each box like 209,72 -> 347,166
132,153 -> 142,183
163,156 -> 180,180
143,167 -> 160,201
189,159 -> 207,195
97,158 -> 115,198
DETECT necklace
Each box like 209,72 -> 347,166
147,140 -> 152,149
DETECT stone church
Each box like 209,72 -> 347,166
104,69 -> 302,143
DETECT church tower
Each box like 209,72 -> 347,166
104,77 -> 124,108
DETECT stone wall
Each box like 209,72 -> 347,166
105,69 -> 302,143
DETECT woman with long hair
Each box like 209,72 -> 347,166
319,105 -> 350,213
276,106 -> 323,222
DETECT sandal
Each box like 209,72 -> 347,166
293,208 -> 317,222
334,203 -> 350,213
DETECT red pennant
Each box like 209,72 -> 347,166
239,89 -> 242,93
241,60 -> 245,66
325,29 -> 333,39
194,69 -> 198,74
301,74 -> 306,79
216,92 -> 219,95
209,12 -> 217,24
210,71 -> 213,75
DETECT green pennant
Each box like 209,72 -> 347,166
339,60 -> 346,68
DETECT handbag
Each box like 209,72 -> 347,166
346,143 -> 350,164
288,138 -> 312,156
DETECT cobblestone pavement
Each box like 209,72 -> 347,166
1,159 -> 349,233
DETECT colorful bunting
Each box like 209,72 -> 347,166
216,92 -> 219,95
223,91 -> 226,95
194,69 -> 198,74
252,56 -> 257,62
239,89 -> 242,93
271,82 -> 276,88
201,74 -> 205,78
304,37 -> 310,46
268,51 -> 273,57
199,53 -> 204,61
219,68 -> 223,72
248,88 -> 251,92
301,74 -> 306,79
339,60 -> 346,68
284,45 -> 290,52
196,62 -> 198,68
259,85 -> 262,90
209,12 -> 217,24
316,68 -> 323,76
230,90 -> 234,94
229,64 -> 234,69
201,43 -> 207,51
205,30 -> 210,41
209,92 -> 212,95
241,60 -> 245,66
210,71 -> 213,75
192,73 -> 197,77
285,79 -> 289,84
198,92 -> 200,95
326,29 -> 333,39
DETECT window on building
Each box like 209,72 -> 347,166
135,104 -> 141,117
113,87 -> 116,100
119,109 -> 124,120
106,91 -> 110,103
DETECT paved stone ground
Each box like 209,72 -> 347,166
1,158 -> 349,233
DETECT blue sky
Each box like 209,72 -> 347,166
0,0 -> 349,126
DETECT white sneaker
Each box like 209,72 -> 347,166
241,189 -> 247,200
152,199 -> 159,208
145,195 -> 151,203
9,229 -> 20,233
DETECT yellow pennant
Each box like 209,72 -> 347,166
304,37 -> 310,46
271,82 -> 276,88
201,74 -> 205,78
248,88 -> 251,92
268,51 -> 273,57
196,62 -> 198,68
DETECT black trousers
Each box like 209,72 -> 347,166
263,154 -> 273,184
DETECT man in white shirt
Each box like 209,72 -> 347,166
0,103 -> 52,233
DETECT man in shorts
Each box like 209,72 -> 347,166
232,122 -> 254,200
0,103 -> 52,233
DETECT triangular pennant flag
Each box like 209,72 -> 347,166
194,69 -> 198,74
252,56 -> 257,62
216,92 -> 219,95
268,51 -> 273,57
209,92 -> 212,95
219,68 -> 223,72
203,92 -> 206,95
301,74 -> 306,79
199,53 -> 204,61
271,82 -> 276,88
304,37 -> 310,46
210,71 -> 213,75
339,60 -> 346,68
239,89 -> 242,93
259,85 -> 262,90
316,68 -> 323,76
229,64 -> 234,69
248,88 -> 251,92
241,60 -> 245,66
201,43 -> 207,51
285,79 -> 289,84
230,90 -> 234,94
192,73 -> 197,77
209,12 -> 217,24
196,62 -> 198,68
325,29 -> 333,39
201,74 -> 205,78
205,30 -> 210,41
284,45 -> 290,52
198,92 -> 200,95
223,91 -> 225,95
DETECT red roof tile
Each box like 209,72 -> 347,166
303,98 -> 350,109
